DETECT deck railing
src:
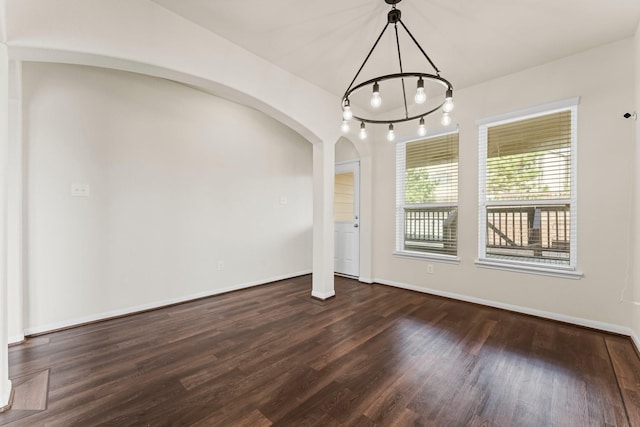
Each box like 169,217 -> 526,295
486,204 -> 570,262
404,206 -> 457,255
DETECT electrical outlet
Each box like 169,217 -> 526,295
217,260 -> 224,271
427,264 -> 434,274
71,183 -> 90,197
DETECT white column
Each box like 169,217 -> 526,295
311,140 -> 335,299
7,60 -> 22,344
0,29 -> 13,409
358,156 -> 373,283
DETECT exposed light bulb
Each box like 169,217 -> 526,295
371,93 -> 382,108
443,98 -> 454,113
442,89 -> 454,113
341,120 -> 350,133
415,77 -> 426,104
342,104 -> 353,121
359,122 -> 367,140
441,112 -> 452,127
371,82 -> 382,108
418,117 -> 427,136
387,124 -> 395,142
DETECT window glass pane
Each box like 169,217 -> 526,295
399,132 -> 459,256
406,134 -> 459,204
487,111 -> 571,201
334,172 -> 354,222
485,205 -> 570,265
480,107 -> 576,268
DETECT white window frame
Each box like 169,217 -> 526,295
476,97 -> 582,279
394,127 -> 460,264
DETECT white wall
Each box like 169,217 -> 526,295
371,38 -> 636,330
335,137 -> 359,163
23,62 -> 313,332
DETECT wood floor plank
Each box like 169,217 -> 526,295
606,335 -> 640,427
1,275 -> 638,426
10,369 -> 49,411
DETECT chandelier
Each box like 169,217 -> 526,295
340,0 -> 454,141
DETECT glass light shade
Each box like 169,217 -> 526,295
415,77 -> 426,104
371,93 -> 382,108
371,82 -> 382,108
417,118 -> 427,136
341,120 -> 350,133
387,124 -> 395,142
359,122 -> 367,140
342,105 -> 353,121
441,112 -> 452,127
443,97 -> 454,113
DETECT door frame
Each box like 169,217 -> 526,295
334,160 -> 360,277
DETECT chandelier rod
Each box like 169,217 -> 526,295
398,19 -> 440,74
343,22 -> 391,98
393,22 -> 409,119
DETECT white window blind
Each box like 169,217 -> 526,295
479,105 -> 577,270
396,132 -> 459,257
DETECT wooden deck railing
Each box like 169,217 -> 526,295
486,204 -> 570,262
404,206 -> 457,255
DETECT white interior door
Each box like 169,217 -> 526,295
334,162 -> 360,277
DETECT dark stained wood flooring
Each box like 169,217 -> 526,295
2,275 -> 640,426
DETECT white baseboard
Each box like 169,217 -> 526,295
8,334 -> 24,345
631,330 -> 640,355
358,277 -> 374,284
311,290 -> 336,300
374,277 -> 631,336
24,270 -> 312,336
20,271 -> 640,353
0,380 -> 12,411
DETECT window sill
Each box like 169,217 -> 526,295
393,250 -> 460,264
475,258 -> 583,279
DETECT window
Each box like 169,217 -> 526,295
396,131 -> 459,259
478,99 -> 579,276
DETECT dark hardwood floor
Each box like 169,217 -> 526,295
2,275 -> 640,426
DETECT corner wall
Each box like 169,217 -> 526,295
0,8 -> 13,406
372,38 -> 636,331
23,63 -> 313,332
633,22 -> 640,348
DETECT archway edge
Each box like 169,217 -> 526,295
10,46 -> 332,145
5,0 -> 342,145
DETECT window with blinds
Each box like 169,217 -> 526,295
396,131 -> 459,257
478,104 -> 577,269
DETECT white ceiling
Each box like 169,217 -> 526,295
152,0 -> 640,104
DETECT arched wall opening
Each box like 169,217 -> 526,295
18,60 -> 319,332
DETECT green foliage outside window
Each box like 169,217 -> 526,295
487,152 -> 547,197
405,167 -> 439,204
